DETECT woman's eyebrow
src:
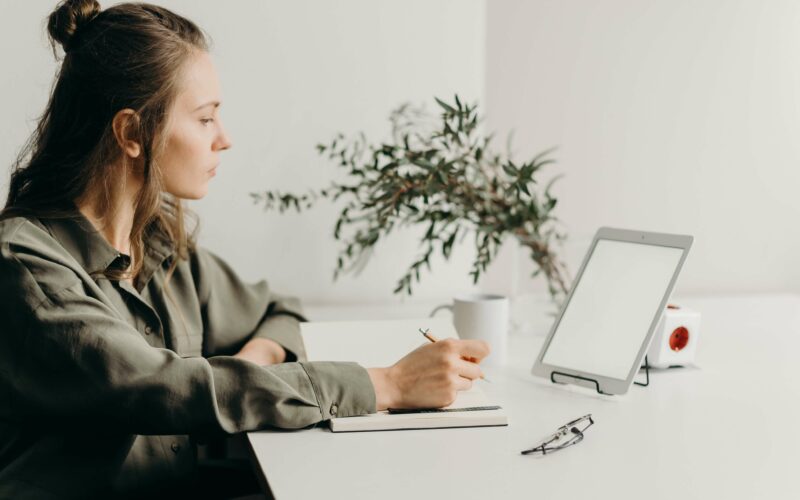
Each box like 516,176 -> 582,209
192,100 -> 220,112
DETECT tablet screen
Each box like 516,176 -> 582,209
541,239 -> 684,380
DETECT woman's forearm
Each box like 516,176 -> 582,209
233,337 -> 287,365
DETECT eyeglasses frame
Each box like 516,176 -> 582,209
520,414 -> 594,456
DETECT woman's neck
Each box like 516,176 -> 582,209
76,169 -> 142,256
78,201 -> 136,255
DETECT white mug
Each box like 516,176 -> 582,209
430,293 -> 509,366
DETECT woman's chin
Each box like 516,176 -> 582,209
166,185 -> 209,200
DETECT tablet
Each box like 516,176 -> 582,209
531,227 -> 693,395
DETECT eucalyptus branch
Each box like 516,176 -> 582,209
251,95 -> 571,302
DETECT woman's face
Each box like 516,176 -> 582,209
157,51 -> 232,200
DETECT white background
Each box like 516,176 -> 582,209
487,0 -> 800,297
3,1 -> 799,306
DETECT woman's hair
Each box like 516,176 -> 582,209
2,0 -> 210,284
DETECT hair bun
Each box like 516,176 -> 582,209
47,0 -> 102,53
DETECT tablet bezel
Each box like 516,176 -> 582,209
531,227 -> 693,395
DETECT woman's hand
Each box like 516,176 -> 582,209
233,338 -> 287,366
367,338 -> 490,410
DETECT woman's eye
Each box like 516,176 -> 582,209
200,118 -> 215,125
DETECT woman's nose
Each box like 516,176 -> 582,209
215,121 -> 232,151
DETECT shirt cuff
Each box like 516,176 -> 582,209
299,361 -> 377,420
252,314 -> 307,362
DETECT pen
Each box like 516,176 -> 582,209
419,328 -> 490,382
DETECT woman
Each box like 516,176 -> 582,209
0,1 -> 489,499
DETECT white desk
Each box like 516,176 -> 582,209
247,295 -> 800,500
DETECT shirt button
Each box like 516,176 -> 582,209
144,326 -> 154,335
171,442 -> 181,453
330,403 -> 339,417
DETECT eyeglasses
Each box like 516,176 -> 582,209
520,414 -> 594,455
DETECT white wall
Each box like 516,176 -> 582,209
487,0 -> 800,296
1,1 -> 487,306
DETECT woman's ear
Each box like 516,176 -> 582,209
111,109 -> 142,158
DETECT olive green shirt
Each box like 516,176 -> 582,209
0,212 -> 376,499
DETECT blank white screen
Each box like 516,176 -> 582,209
542,239 -> 684,380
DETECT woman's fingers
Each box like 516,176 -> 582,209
455,357 -> 484,381
454,374 -> 473,392
436,338 -> 490,360
454,339 -> 491,362
435,338 -> 488,378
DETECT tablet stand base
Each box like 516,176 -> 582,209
633,355 -> 650,387
549,356 -> 650,395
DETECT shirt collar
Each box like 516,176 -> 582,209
138,220 -> 176,286
41,209 -> 176,283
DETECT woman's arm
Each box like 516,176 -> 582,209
190,247 -> 307,361
0,283 -> 374,433
233,337 -> 287,365
0,234 -> 373,433
231,333 -> 490,408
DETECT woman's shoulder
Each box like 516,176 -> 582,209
0,215 -> 84,305
0,215 -> 52,251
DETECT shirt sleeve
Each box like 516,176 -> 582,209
0,242 -> 376,435
190,246 -> 307,361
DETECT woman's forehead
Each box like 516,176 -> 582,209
177,51 -> 222,112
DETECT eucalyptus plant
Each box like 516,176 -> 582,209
251,95 -> 570,302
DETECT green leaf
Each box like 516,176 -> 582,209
533,158 -> 556,170
442,230 -> 457,258
424,222 -> 436,240
470,269 -> 480,283
411,157 -> 435,170
434,97 -> 456,114
380,161 -> 398,173
502,163 -> 517,177
531,146 -> 558,165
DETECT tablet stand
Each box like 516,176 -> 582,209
549,356 -> 650,395
633,355 -> 650,387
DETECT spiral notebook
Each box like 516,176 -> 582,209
300,318 -> 508,432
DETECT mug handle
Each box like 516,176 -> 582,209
429,304 -> 453,317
